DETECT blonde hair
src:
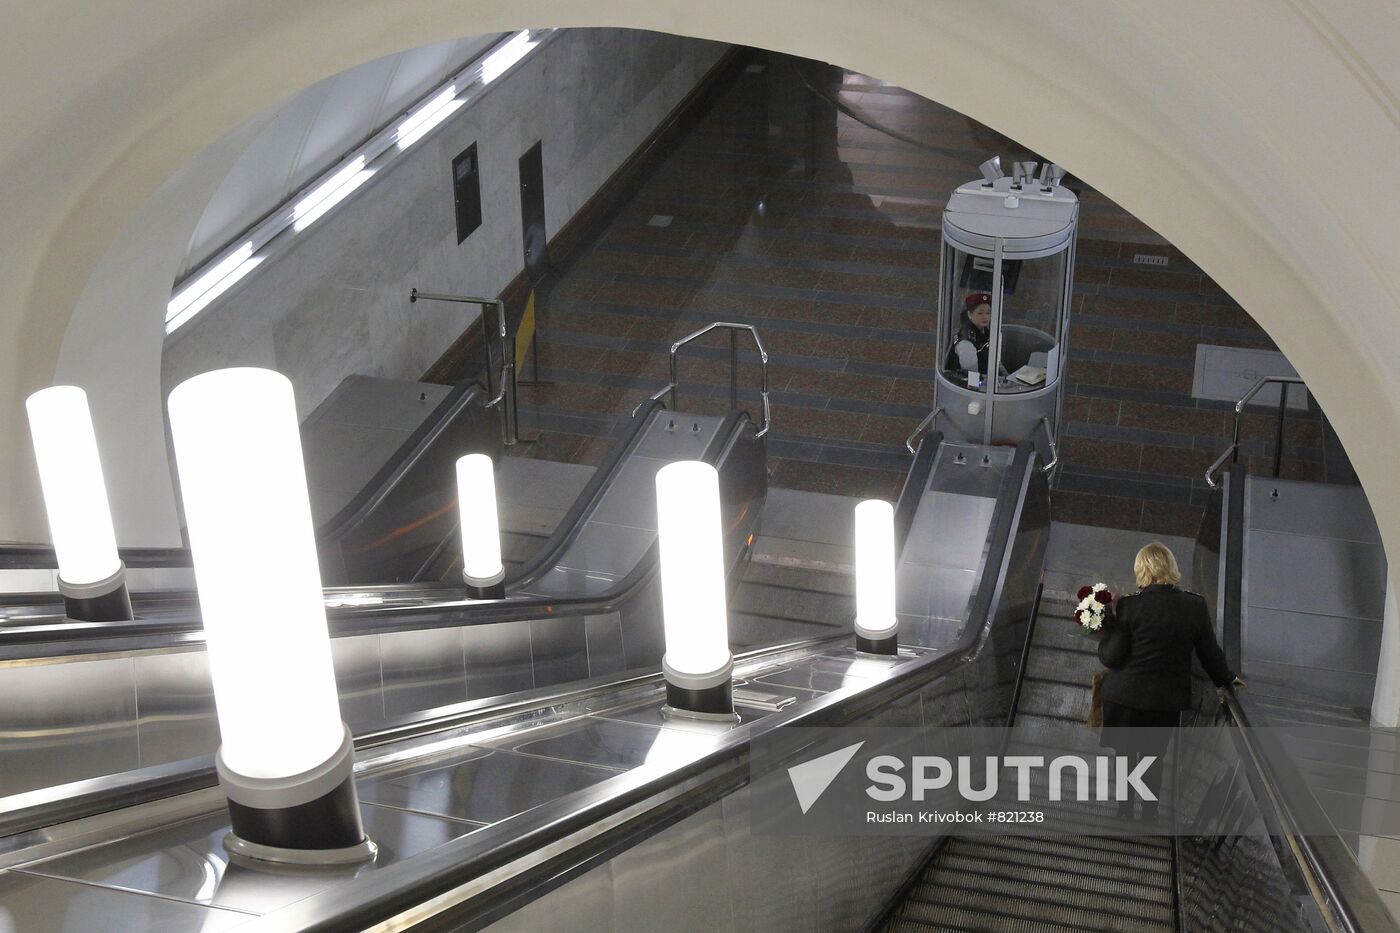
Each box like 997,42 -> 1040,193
1134,542 -> 1181,588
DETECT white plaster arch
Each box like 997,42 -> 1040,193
2,2 -> 1397,579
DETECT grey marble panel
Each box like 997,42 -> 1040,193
1247,479 -> 1381,543
133,650 -> 219,768
1247,532 -> 1386,620
0,657 -> 138,798
1244,607 -> 1383,673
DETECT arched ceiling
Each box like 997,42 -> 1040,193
1,1 -> 1397,573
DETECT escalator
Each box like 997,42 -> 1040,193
7,415 -> 1389,930
0,427 -> 1041,930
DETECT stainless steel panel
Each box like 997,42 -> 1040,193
897,563 -> 980,624
330,633 -> 384,731
23,803 -> 473,916
583,613 -> 626,677
483,859 -> 615,933
632,414 -> 721,461
358,748 -> 617,824
380,627 -> 467,718
1247,479 -> 1381,543
1247,531 -> 1386,620
588,455 -> 667,530
1246,659 -> 1376,710
0,870 -> 250,932
593,700 -> 755,736
901,491 -> 996,568
719,787 -> 819,933
611,804 -> 734,933
133,651 -> 219,768
0,657 -> 138,799
527,617 -> 589,688
1244,607 -> 1384,673
928,443 -> 1012,498
464,621 -> 534,699
754,666 -> 871,693
489,718 -> 716,771
525,522 -> 655,598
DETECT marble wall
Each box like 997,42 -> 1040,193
161,29 -> 728,420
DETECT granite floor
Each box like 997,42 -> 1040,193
506,49 -> 1338,536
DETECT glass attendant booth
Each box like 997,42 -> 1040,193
931,161 -> 1078,464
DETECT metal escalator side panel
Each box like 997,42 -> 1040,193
315,381 -> 502,586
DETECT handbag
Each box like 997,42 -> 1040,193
1087,670 -> 1107,731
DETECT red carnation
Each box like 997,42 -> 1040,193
1077,586 -> 1093,600
1095,590 -> 1112,604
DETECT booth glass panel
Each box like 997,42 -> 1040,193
995,250 -> 1065,396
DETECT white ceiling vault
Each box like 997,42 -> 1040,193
179,34 -> 497,281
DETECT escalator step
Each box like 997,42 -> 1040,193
933,847 -> 1173,897
896,891 -> 1171,932
965,833 -> 1172,867
918,851 -> 1170,902
946,838 -> 1171,882
911,866 -> 1170,919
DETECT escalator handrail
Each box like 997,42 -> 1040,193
0,381 -> 494,574
1220,693 -> 1399,932
0,408 -> 748,660
892,430 -> 941,554
1215,463 -> 1399,933
472,397 -> 669,590
315,380 -> 493,544
233,438 -> 1041,933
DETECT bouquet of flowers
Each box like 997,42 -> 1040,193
1074,582 -> 1116,633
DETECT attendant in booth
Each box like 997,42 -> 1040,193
946,292 -> 992,383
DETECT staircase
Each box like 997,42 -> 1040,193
878,603 -> 1177,932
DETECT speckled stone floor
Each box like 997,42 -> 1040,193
511,49 -> 1336,536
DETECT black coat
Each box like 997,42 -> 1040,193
1097,584 -> 1235,711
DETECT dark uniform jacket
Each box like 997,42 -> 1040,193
1097,583 -> 1235,711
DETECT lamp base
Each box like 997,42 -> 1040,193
855,633 -> 898,656
218,724 -> 374,864
59,564 -> 133,622
224,832 -> 377,866
465,580 -> 506,599
665,678 -> 735,717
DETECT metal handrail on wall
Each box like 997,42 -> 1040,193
409,288 -> 518,446
905,407 -> 943,455
633,321 -> 772,438
1205,375 -> 1307,488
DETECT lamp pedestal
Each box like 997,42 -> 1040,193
464,568 -> 505,600
59,562 -> 133,622
855,622 -> 898,657
663,656 -> 736,720
218,724 -> 376,865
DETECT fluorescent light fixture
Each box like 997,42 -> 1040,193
853,499 -> 897,642
396,87 -> 464,150
655,460 -> 733,706
482,31 -> 540,84
292,156 -> 373,232
24,386 -> 122,586
456,452 -> 504,595
166,243 -> 263,335
168,368 -> 344,781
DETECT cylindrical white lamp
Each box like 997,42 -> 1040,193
169,368 -> 373,864
854,499 -> 898,655
655,460 -> 734,718
25,386 -> 132,622
456,453 -> 505,599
